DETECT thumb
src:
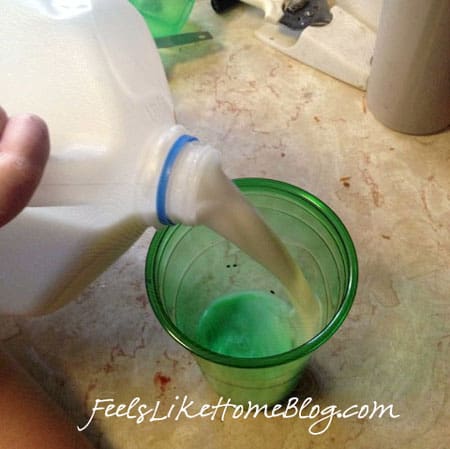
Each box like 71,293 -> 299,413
0,109 -> 50,227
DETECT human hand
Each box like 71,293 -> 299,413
0,106 -> 49,227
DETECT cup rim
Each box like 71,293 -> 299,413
145,178 -> 358,369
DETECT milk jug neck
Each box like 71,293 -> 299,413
153,130 -> 222,227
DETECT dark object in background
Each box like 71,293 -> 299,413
211,0 -> 239,13
280,0 -> 332,30
211,0 -> 332,31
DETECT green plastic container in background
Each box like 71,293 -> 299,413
146,178 -> 358,405
129,0 -> 195,37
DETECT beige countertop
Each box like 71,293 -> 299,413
1,1 -> 449,448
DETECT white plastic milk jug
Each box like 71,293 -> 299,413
0,0 -> 222,315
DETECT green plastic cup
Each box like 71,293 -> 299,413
145,178 -> 358,405
129,0 -> 195,38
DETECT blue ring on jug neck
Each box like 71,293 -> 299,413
157,134 -> 198,226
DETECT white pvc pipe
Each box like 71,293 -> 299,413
367,0 -> 450,135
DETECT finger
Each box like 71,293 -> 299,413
0,114 -> 50,227
0,106 -> 7,135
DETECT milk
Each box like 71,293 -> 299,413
1,206 -> 145,313
194,164 -> 321,340
0,0 -> 203,314
0,0 -> 320,334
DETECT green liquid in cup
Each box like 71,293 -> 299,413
196,291 -> 299,358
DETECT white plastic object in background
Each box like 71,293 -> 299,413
367,0 -> 450,135
335,0 -> 383,31
0,0 -> 221,315
242,0 -> 285,23
256,5 -> 376,90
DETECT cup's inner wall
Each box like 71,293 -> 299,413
152,188 -> 350,357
